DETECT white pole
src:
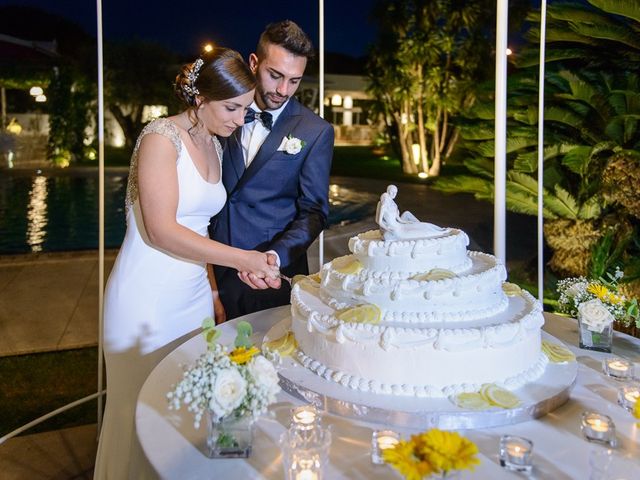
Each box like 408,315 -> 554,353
318,0 -> 325,268
494,0 -> 508,264
537,0 -> 548,304
96,0 -> 106,437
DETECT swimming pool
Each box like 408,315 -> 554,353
0,172 -> 377,254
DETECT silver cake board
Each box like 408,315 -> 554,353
264,318 -> 577,431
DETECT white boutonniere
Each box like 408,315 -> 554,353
277,134 -> 306,155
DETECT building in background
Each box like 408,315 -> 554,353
299,73 -> 380,146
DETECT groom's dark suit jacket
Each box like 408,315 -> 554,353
210,97 -> 334,319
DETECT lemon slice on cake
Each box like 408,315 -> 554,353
291,274 -> 307,286
337,304 -> 382,324
263,331 -> 297,357
453,392 -> 492,410
502,282 -> 522,296
307,272 -> 321,283
412,268 -> 456,281
480,384 -> 521,409
334,259 -> 363,275
542,340 -> 575,363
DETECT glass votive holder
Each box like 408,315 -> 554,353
498,435 -> 533,473
291,405 -> 321,431
602,357 -> 634,380
581,412 -> 617,447
371,429 -> 400,465
280,425 -> 332,480
589,449 -> 638,480
617,384 -> 640,411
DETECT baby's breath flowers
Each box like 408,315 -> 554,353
557,268 -> 639,330
383,429 -> 479,479
167,319 -> 280,428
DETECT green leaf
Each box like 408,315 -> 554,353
589,0 -> 640,23
432,175 -> 493,197
236,320 -> 253,337
504,188 -> 542,217
205,328 -> 221,346
544,186 -> 579,219
234,321 -> 253,349
464,157 -> 494,179
202,317 -> 215,330
577,196 -> 603,220
561,146 -> 592,176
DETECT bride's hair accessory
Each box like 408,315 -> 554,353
182,58 -> 204,97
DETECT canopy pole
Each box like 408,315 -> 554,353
537,0 -> 548,304
96,0 -> 106,437
493,0 -> 509,264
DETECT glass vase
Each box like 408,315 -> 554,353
578,318 -> 613,353
206,410 -> 254,458
425,472 -> 461,479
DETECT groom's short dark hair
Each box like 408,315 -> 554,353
257,20 -> 315,59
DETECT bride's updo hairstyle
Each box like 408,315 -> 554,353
174,47 -> 255,109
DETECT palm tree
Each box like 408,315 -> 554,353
435,67 -> 640,276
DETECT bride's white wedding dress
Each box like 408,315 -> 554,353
94,118 -> 226,479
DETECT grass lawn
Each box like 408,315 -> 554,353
331,146 -> 417,183
0,348 -> 99,437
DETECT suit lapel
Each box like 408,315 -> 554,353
223,128 -> 245,191
234,100 -> 303,191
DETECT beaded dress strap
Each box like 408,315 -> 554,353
212,136 -> 223,172
125,118 -> 182,210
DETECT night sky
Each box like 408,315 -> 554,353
0,0 -> 378,58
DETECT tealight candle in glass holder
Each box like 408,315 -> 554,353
581,412 -> 616,447
291,405 -> 321,431
617,385 -> 640,411
280,424 -> 332,480
499,435 -> 533,473
371,429 -> 400,465
602,357 -> 633,380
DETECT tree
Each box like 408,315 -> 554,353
104,40 -> 180,150
517,0 -> 640,72
434,0 -> 640,283
366,0 -> 509,177
0,6 -> 97,165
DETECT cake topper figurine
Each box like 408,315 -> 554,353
376,185 -> 449,240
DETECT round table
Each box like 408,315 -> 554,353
136,307 -> 640,479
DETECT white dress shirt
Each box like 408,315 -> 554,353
241,100 -> 288,167
240,100 -> 289,269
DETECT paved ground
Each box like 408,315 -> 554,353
0,176 -> 537,478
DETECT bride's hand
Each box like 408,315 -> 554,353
236,251 -> 279,280
237,252 -> 282,290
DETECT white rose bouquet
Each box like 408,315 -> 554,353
167,319 -> 281,429
557,268 -> 639,332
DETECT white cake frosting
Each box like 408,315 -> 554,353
290,185 -> 546,397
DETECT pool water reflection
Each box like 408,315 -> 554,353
0,174 -> 376,254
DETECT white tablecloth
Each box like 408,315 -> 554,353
136,308 -> 640,479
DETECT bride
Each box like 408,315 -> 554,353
94,48 -> 278,479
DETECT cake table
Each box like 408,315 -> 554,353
135,307 -> 640,479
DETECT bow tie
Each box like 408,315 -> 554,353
244,108 -> 273,130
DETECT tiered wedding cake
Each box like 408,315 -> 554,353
290,185 -> 547,398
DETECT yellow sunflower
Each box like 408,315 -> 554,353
607,293 -> 624,305
587,283 -> 610,301
412,429 -> 480,475
228,346 -> 260,365
383,441 -> 433,480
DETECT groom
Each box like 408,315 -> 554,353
210,20 -> 334,321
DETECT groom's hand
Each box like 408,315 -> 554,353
238,254 -> 282,290
238,271 -> 282,290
